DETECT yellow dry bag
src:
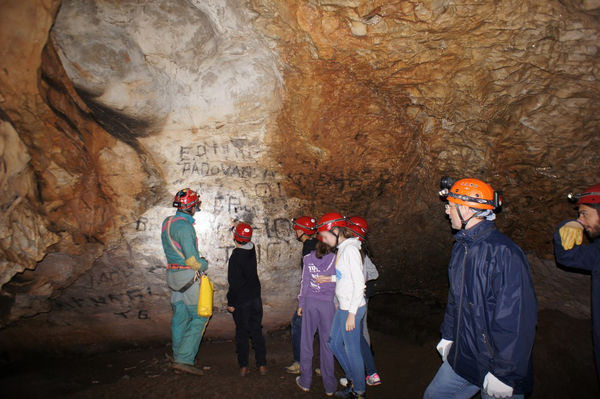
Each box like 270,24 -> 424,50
197,274 -> 214,317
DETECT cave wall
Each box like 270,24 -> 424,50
0,0 -> 599,351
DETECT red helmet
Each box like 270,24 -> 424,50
173,188 -> 200,210
316,212 -> 347,233
569,183 -> 600,205
292,216 -> 316,235
234,222 -> 253,243
347,216 -> 368,241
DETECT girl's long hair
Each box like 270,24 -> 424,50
315,240 -> 333,259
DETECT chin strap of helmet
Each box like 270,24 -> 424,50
182,207 -> 195,216
330,227 -> 340,247
296,232 -> 306,242
456,206 -> 488,230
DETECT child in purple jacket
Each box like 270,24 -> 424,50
295,241 -> 337,396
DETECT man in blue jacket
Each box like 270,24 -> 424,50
161,188 -> 209,376
424,178 -> 537,399
554,183 -> 600,381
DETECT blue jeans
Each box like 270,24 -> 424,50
291,311 -> 302,362
424,361 -> 524,399
329,306 -> 367,394
171,301 -> 209,365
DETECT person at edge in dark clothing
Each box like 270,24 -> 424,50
424,177 -> 537,399
554,183 -> 600,383
226,222 -> 267,377
286,216 -> 319,374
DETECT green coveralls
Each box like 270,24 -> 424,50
161,210 -> 209,365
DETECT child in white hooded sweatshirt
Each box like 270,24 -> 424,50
315,213 -> 367,399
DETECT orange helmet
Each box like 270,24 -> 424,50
568,183 -> 600,205
440,178 -> 499,210
234,222 -> 253,243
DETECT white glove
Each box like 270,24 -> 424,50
436,338 -> 453,362
483,372 -> 513,398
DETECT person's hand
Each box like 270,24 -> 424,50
297,307 -> 302,317
185,256 -> 208,272
226,306 -> 235,313
559,221 -> 584,250
345,312 -> 356,331
483,372 -> 513,398
199,257 -> 208,272
315,275 -> 331,284
436,338 -> 453,362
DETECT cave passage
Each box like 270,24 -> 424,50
1,0 -> 600,398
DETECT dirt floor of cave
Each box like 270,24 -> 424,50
1,294 -> 599,398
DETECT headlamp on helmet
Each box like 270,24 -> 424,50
567,183 -> 600,205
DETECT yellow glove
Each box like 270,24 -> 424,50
185,256 -> 208,271
559,221 -> 584,250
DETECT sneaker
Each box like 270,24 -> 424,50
295,376 -> 310,392
285,361 -> 300,374
339,377 -> 349,387
315,368 -> 321,376
351,392 -> 367,399
239,366 -> 250,377
171,362 -> 204,376
259,365 -> 268,376
366,372 -> 381,386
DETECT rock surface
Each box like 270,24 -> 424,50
0,0 -> 599,351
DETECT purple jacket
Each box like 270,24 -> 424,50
298,250 -> 336,308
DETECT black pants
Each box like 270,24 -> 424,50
232,297 -> 267,367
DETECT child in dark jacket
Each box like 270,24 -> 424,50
226,222 -> 267,377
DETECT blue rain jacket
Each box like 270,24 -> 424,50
554,219 -> 600,379
441,220 -> 537,394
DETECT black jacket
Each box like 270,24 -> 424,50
299,238 -> 319,268
302,238 -> 318,257
441,221 -> 537,394
227,244 -> 261,307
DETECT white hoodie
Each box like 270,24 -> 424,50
335,237 -> 366,314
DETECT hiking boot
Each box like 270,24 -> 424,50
171,362 -> 204,376
259,365 -> 268,376
240,366 -> 250,377
366,372 -> 381,386
285,361 -> 300,374
295,376 -> 310,392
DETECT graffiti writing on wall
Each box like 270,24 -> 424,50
177,143 -> 277,179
